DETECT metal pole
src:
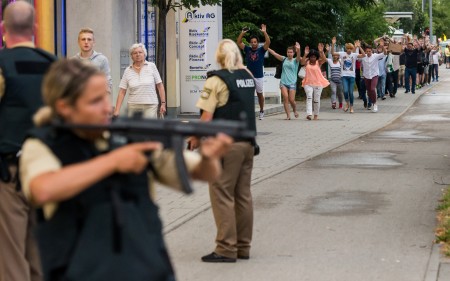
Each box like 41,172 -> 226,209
137,0 -> 141,43
144,0 -> 148,60
429,0 -> 433,43
422,0 -> 425,12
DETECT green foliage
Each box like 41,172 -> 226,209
223,0 -> 387,67
150,0 -> 222,13
342,5 -> 390,45
436,187 -> 450,256
384,0 -> 450,41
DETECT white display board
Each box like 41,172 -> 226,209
179,5 -> 222,113
263,67 -> 281,103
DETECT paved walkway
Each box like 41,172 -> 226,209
156,72 -> 449,280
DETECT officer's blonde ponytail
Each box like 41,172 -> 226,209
215,39 -> 243,71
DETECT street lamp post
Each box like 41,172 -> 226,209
429,0 -> 433,43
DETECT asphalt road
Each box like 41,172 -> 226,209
163,75 -> 450,281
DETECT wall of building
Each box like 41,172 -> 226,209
66,0 -> 136,110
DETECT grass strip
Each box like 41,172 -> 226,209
436,186 -> 450,257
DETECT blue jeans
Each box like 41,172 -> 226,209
432,64 -> 439,81
377,74 -> 386,98
405,67 -> 417,92
358,77 -> 368,104
342,76 -> 355,105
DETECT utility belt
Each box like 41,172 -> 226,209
233,138 -> 260,156
0,153 -> 18,183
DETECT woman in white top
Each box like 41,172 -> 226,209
113,43 -> 166,118
330,37 -> 365,113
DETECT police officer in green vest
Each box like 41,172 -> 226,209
0,2 -> 56,281
189,39 -> 258,262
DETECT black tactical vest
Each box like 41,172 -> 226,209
207,69 -> 257,137
0,47 -> 56,154
29,127 -> 174,281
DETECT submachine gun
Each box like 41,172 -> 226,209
53,116 -> 256,194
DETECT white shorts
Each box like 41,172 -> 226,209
254,77 -> 264,94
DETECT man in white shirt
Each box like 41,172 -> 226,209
360,44 -> 387,112
431,46 -> 441,82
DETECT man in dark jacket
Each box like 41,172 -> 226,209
403,40 -> 421,94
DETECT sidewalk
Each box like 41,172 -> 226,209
156,74 -> 449,280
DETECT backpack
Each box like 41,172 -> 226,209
274,58 -> 286,79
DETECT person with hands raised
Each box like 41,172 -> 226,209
331,36 -> 365,113
360,43 -> 386,112
237,24 -> 270,120
268,42 -> 301,120
301,43 -> 330,120
19,59 -> 232,280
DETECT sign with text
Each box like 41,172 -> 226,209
179,5 -> 222,113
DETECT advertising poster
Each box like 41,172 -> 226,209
179,5 -> 222,113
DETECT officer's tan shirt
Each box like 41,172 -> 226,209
0,42 -> 36,101
20,138 -> 202,219
195,76 -> 230,113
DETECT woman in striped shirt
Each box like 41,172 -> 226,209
327,53 -> 343,109
113,43 -> 166,119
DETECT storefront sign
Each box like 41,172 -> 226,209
179,5 -> 222,113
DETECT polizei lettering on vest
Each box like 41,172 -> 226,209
236,79 -> 255,88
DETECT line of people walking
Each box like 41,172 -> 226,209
238,28 -> 445,120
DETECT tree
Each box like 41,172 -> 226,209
222,0 -> 382,67
342,5 -> 390,45
424,0 -> 450,41
150,0 -> 222,97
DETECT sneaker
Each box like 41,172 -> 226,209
259,111 -> 264,120
332,102 -> 336,109
405,90 -> 410,94
367,105 -> 372,110
339,103 -> 343,109
372,104 -> 378,112
382,96 -> 386,100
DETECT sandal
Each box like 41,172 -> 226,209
306,115 -> 312,120
294,112 -> 299,118
332,102 -> 336,109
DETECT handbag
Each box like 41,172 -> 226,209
298,66 -> 306,79
274,58 -> 286,79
